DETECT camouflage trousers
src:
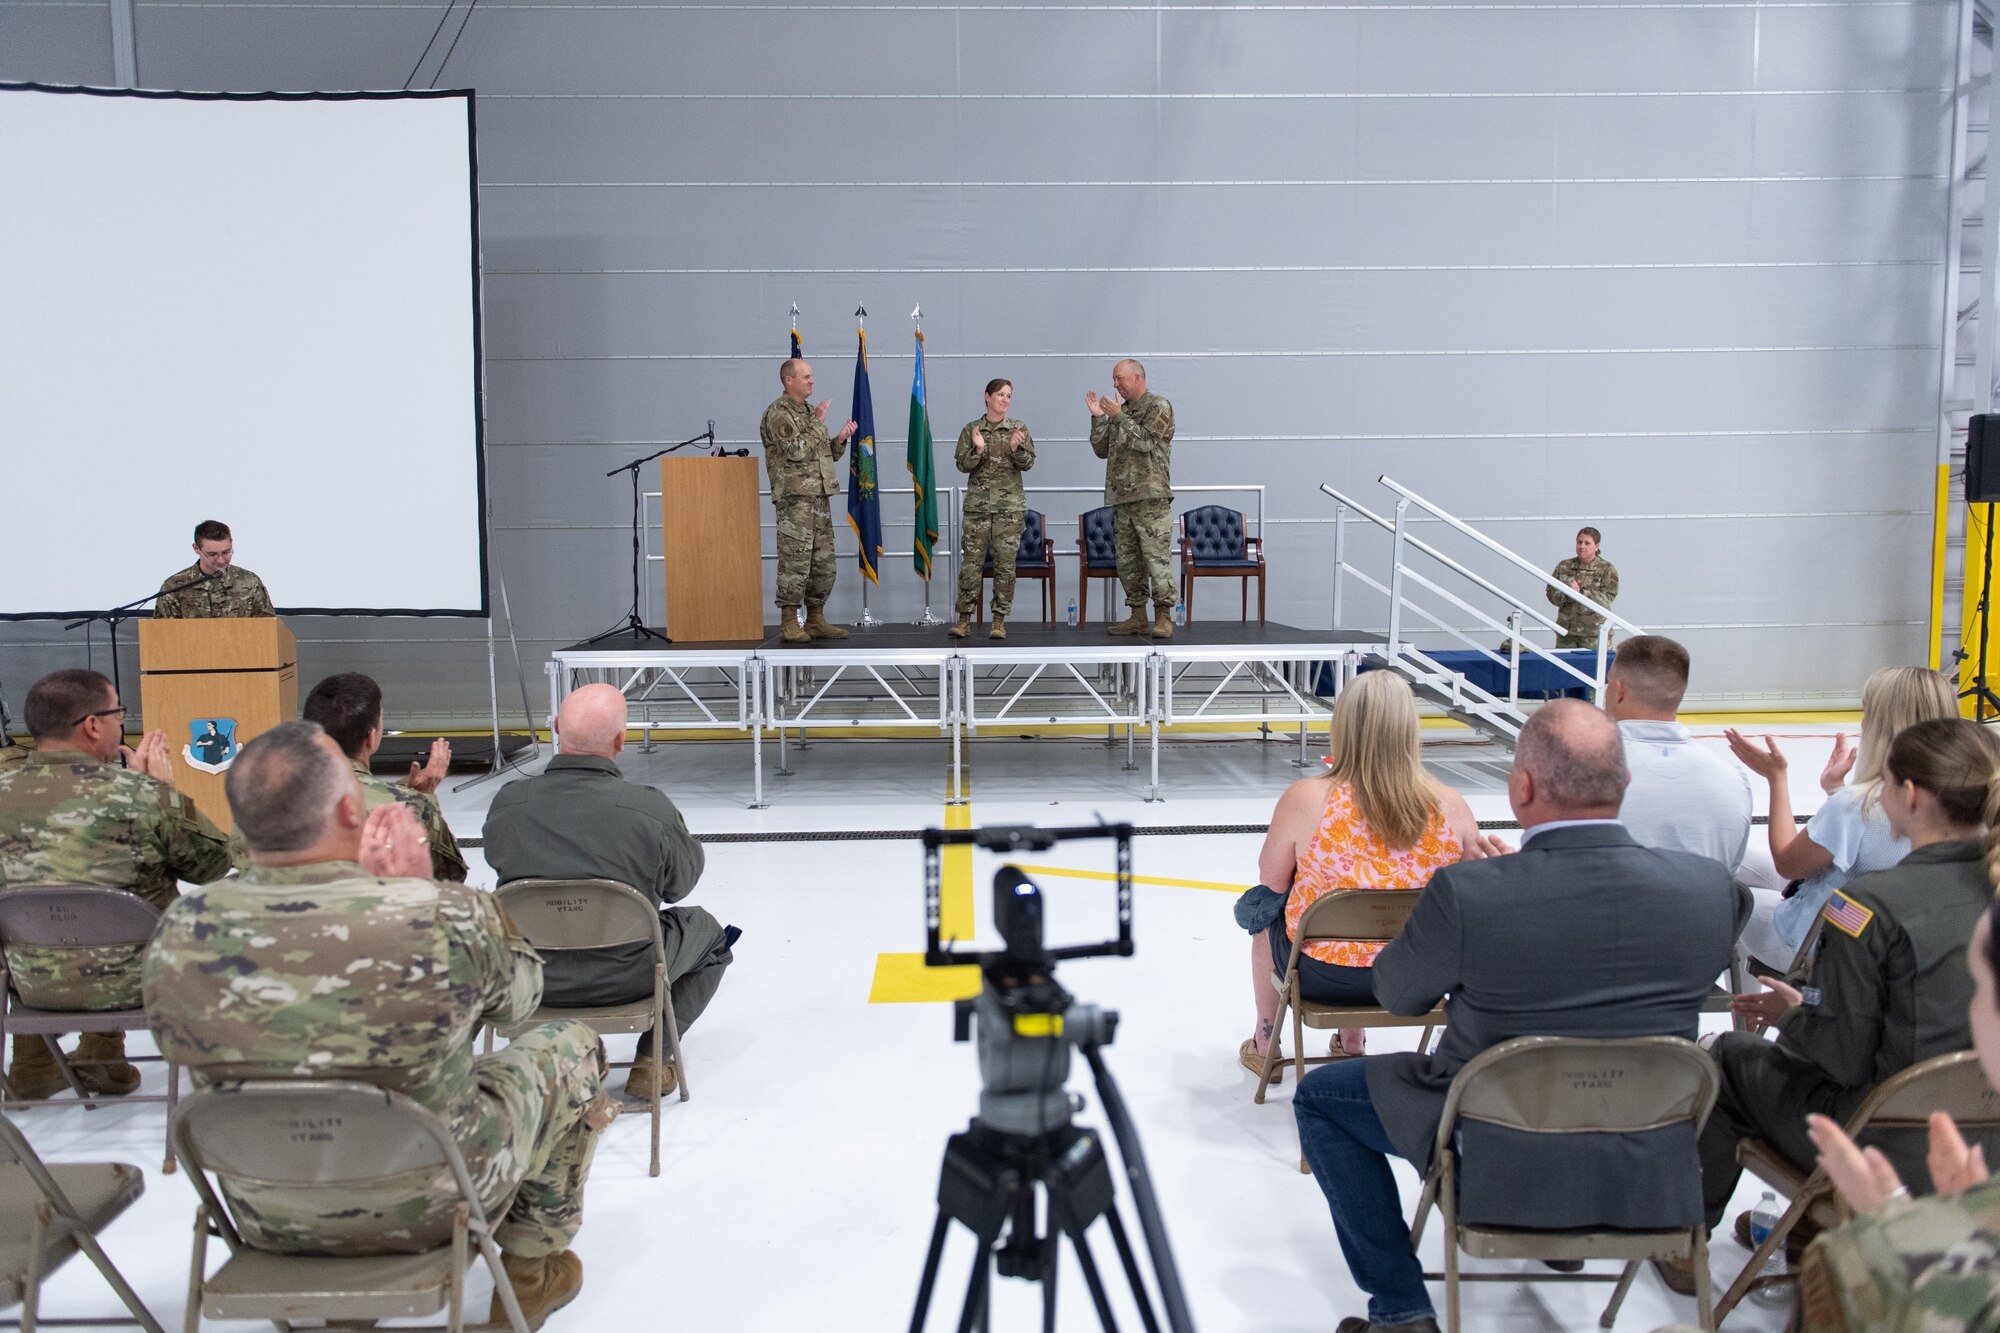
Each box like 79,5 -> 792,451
222,1020 -> 608,1258
1554,625 -> 1610,650
773,497 -> 838,607
955,508 -> 1026,616
1113,498 -> 1178,611
4,942 -> 146,1011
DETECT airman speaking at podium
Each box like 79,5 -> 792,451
154,518 -> 275,618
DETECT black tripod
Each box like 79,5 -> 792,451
584,424 -> 715,646
911,1121 -> 1160,1333
1966,502 -> 2000,720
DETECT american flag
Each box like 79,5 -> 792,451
1824,892 -> 1874,939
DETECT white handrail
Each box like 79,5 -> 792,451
1376,475 -> 1644,636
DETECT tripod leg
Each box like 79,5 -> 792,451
957,1228 -> 998,1333
910,1210 -> 953,1333
1048,1189 -> 1121,1333
1100,1204 -> 1164,1333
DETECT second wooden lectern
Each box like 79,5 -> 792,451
138,618 -> 298,833
660,454 -> 763,642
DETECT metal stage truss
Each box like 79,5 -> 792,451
549,623 -> 1393,807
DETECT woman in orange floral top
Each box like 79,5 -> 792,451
1244,671 -> 1494,1079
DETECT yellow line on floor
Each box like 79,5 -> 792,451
867,794 -> 982,1004
1010,863 -> 1252,895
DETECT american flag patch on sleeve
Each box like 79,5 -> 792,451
1823,891 -> 1875,939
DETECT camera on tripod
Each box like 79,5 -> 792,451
910,822 -> 1195,1333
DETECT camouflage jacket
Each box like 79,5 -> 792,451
226,761 -> 466,883
1798,1182 -> 2000,1331
145,860 -> 545,1252
760,395 -> 845,501
0,747 -> 230,1008
0,743 -> 27,775
954,417 -> 1036,514
1548,556 -> 1619,640
1088,392 -> 1174,506
154,563 -> 275,618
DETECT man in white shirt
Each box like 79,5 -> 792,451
1604,635 -> 1753,874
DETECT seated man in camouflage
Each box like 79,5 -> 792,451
0,668 -> 230,1098
146,721 -> 616,1328
226,672 -> 465,881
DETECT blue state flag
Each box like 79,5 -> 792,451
847,327 -> 883,584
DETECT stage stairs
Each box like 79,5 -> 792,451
1322,476 -> 1646,749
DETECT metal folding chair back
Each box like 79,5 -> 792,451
0,885 -> 180,1170
1408,1035 -> 1720,1333
1718,1049 -> 2000,1321
493,877 -> 684,1176
170,1080 -> 529,1333
0,1113 -> 161,1331
1254,889 -> 1444,1119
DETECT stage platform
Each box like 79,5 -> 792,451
550,621 -> 1392,806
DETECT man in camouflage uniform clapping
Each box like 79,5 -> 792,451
760,358 -> 859,644
146,720 -> 616,1330
951,378 -> 1036,641
0,668 -> 229,1099
1088,359 -> 1179,638
1548,525 -> 1621,649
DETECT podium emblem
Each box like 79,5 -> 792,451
184,718 -> 239,774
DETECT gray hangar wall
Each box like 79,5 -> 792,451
0,0 -> 1953,718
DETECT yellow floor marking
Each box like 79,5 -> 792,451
1009,863 -> 1251,895
868,793 -> 980,1003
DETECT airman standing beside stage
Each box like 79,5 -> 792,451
1088,358 -> 1178,639
760,358 -> 857,645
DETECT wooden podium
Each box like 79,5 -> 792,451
138,618 -> 298,832
660,455 -> 763,641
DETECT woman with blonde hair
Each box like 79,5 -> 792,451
1242,670 -> 1491,1079
1726,665 -> 1959,970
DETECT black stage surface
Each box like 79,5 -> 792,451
561,621 -> 1385,654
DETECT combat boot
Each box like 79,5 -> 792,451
1152,603 -> 1176,640
490,1250 -> 583,1331
947,612 -> 971,639
803,603 -> 848,640
72,1031 -> 142,1096
1106,608 -> 1149,636
988,614 -> 1007,641
5,1035 -> 67,1100
777,603 -> 809,645
623,1056 -> 678,1101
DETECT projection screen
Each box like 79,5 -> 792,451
0,84 -> 486,617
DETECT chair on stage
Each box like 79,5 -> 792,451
1409,1035 -> 1720,1333
1076,506 -> 1120,626
976,510 -> 1056,624
0,884 -> 180,1172
0,1113 -> 160,1332
1179,504 -> 1266,624
1713,1049 -> 2000,1321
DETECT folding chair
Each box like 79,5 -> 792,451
1714,1048 -> 2000,1321
1408,1035 -> 1720,1333
1255,891 -> 1444,1139
491,878 -> 686,1177
0,885 -> 180,1172
0,1113 -> 161,1332
171,1080 -> 530,1333
1698,884 -> 1753,1030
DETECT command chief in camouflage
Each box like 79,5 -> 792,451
154,519 -> 276,619
1547,526 -> 1620,649
1088,359 -> 1178,638
225,672 -> 465,882
760,358 -> 859,645
146,720 -> 615,1329
0,668 -> 229,1099
951,378 -> 1037,641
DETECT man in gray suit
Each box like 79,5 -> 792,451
1293,700 -> 1740,1333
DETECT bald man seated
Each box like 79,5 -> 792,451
482,685 -> 735,1101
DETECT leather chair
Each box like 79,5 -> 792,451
1075,506 -> 1119,626
1179,504 -> 1266,624
976,509 -> 1055,623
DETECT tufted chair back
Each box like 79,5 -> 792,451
1183,505 -> 1247,563
1080,507 -> 1117,566
982,510 -> 1049,571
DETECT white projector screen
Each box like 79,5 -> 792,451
0,84 -> 487,617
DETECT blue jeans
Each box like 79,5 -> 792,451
1293,1058 -> 1433,1325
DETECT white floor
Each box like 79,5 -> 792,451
14,720 -> 1852,1332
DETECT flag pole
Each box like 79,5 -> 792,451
913,303 -> 944,626
853,304 -> 883,629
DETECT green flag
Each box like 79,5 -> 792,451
907,329 -> 939,578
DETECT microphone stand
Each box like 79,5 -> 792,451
64,584 -> 184,722
584,424 -> 717,646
